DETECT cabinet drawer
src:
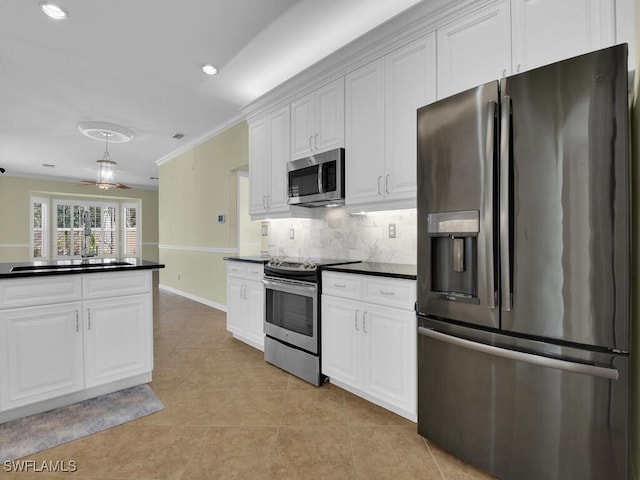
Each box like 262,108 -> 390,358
83,271 -> 151,300
322,272 -> 362,299
245,264 -> 264,281
226,261 -> 248,277
226,261 -> 264,281
0,275 -> 82,308
363,277 -> 416,310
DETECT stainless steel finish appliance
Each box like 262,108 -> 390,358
287,148 -> 345,207
263,257 -> 358,385
416,44 -> 630,480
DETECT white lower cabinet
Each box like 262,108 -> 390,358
0,271 -> 154,419
226,261 -> 265,351
321,271 -> 416,421
83,294 -> 151,388
0,302 -> 84,409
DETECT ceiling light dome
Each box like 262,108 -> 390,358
202,64 -> 218,75
78,121 -> 134,143
40,2 -> 69,20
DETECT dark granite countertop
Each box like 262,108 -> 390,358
223,256 -> 269,264
0,258 -> 164,279
322,262 -> 416,280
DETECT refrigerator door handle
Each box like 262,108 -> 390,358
499,95 -> 512,311
418,327 -> 619,380
485,100 -> 497,309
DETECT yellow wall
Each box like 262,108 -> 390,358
0,176 -> 159,263
158,122 -> 249,307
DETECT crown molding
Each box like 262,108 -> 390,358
242,0 -> 487,121
154,112 -> 245,166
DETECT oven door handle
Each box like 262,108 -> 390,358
262,278 -> 318,295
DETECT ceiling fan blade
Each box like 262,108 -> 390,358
78,180 -> 97,185
116,183 -> 131,189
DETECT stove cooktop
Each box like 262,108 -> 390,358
266,257 -> 361,270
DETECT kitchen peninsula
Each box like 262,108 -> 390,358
0,259 -> 164,423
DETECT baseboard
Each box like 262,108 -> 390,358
158,284 -> 226,312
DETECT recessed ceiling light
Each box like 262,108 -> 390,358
201,64 -> 218,75
40,2 -> 69,20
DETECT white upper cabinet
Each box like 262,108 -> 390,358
511,0 -> 616,73
437,0 -> 512,98
346,34 -> 436,211
249,118 -> 268,215
291,78 -> 344,160
345,58 -> 386,207
249,105 -> 291,218
384,34 -> 436,204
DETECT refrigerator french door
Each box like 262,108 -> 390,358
416,44 -> 629,480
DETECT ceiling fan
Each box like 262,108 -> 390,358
78,124 -> 132,190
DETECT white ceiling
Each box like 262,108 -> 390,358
0,0 -> 423,189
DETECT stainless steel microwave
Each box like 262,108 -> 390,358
287,148 -> 345,207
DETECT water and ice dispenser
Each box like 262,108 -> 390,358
427,210 -> 479,303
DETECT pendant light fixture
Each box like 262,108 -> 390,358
78,121 -> 134,190
96,132 -> 117,189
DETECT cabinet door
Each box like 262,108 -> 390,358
345,58 -> 386,207
0,303 -> 83,409
321,296 -> 359,387
226,277 -> 245,336
267,105 -> 291,213
291,94 -> 314,160
385,34 -> 436,203
84,294 -> 152,388
245,280 -> 265,349
437,0 -> 511,98
361,304 -> 416,417
249,118 -> 269,215
315,78 -> 345,153
511,0 -> 615,73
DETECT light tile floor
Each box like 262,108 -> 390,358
3,284 -> 496,479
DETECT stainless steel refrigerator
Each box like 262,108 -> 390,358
416,44 -> 629,480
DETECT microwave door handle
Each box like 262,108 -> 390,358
500,95 -> 512,311
485,100 -> 497,309
317,163 -> 324,194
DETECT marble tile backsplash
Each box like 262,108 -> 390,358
266,208 -> 416,265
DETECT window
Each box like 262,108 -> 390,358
122,203 -> 140,256
30,194 -> 141,261
31,196 -> 49,259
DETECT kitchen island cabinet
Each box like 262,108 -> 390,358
321,269 -> 416,421
0,260 -> 162,423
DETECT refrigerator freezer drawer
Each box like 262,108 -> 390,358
417,326 -> 628,480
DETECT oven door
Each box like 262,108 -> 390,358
263,277 -> 318,354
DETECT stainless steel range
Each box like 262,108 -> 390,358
263,257 -> 359,386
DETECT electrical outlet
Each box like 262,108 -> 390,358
388,223 -> 396,238
289,228 -> 295,239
